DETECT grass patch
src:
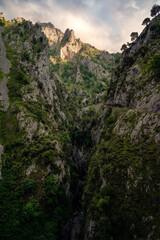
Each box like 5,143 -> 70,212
0,69 -> 5,82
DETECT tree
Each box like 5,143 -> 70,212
130,32 -> 138,41
150,4 -> 160,17
142,17 -> 150,26
127,42 -> 132,47
121,44 -> 127,51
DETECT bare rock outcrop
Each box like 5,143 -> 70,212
60,29 -> 82,61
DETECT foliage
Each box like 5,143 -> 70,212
121,44 -> 127,51
22,51 -> 30,61
130,32 -> 138,41
150,4 -> 160,17
20,178 -> 36,194
82,108 -> 160,239
0,18 -> 5,26
24,100 -> 47,122
140,53 -> 160,80
72,128 -> 92,147
23,199 -> 42,218
50,48 -> 57,57
50,62 -> 60,73
2,36 -> 31,103
80,64 -> 97,89
61,62 -> 75,81
0,18 -> 76,240
0,129 -> 72,240
123,55 -> 134,68
7,68 -> 30,102
31,36 -> 37,44
1,10 -> 160,240
80,44 -> 101,59
142,17 -> 150,26
0,69 -> 4,82
147,53 -> 160,77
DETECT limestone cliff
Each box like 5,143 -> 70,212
40,22 -> 117,106
40,22 -> 64,46
81,14 -> 160,240
60,28 -> 82,61
0,11 -> 159,240
107,15 -> 160,112
0,18 -> 74,240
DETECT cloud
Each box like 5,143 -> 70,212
81,0 -> 96,7
125,1 -> 139,9
0,0 -> 159,52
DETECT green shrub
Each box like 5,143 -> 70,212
97,197 -> 110,211
8,69 -> 29,101
31,36 -> 37,44
50,49 -> 57,57
0,69 -> 4,82
23,199 -> 42,218
41,149 -> 55,164
51,62 -> 60,73
147,53 -> 160,77
22,51 -> 30,61
123,56 -> 134,68
45,175 -> 58,203
21,178 -> 36,194
0,19 -> 5,26
16,70 -> 30,84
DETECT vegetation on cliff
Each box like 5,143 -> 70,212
0,6 -> 160,240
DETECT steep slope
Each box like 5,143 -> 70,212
0,16 -> 75,240
0,15 -> 117,240
81,15 -> 160,240
40,22 -> 64,47
107,15 -> 160,112
0,11 -> 159,240
41,22 -> 118,106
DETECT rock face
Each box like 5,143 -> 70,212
40,22 -> 64,47
0,12 -> 160,240
60,29 -> 82,61
107,15 -> 160,113
0,26 -> 11,111
38,21 -> 117,107
81,15 -> 160,240
81,57 -> 110,80
0,18 -> 74,240
41,24 -> 82,61
62,211 -> 83,240
0,25 -> 11,180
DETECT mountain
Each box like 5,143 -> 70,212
40,21 -> 118,106
81,14 -> 160,240
0,12 -> 159,240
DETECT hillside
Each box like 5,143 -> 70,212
81,14 -> 160,240
0,11 -> 159,240
41,22 -> 118,106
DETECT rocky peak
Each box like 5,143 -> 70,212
1,10 -> 160,240
40,22 -> 64,47
40,22 -> 55,29
60,28 -> 82,61
62,28 -> 76,43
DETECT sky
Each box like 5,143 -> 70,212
0,0 -> 160,52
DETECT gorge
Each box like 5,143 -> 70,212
0,9 -> 160,240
